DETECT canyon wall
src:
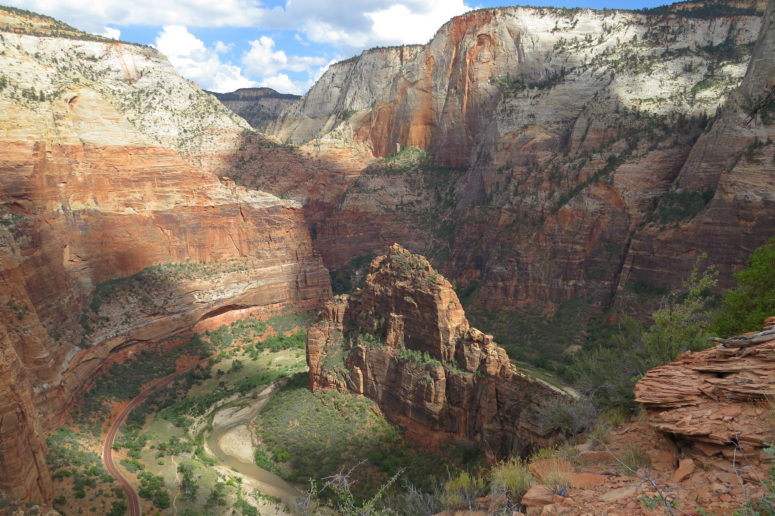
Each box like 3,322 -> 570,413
257,0 -> 775,319
0,8 -> 329,503
307,245 -> 566,457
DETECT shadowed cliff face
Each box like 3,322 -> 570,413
209,88 -> 300,130
307,245 -> 566,457
0,8 -> 330,503
253,1 -> 775,320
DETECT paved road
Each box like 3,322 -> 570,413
102,364 -> 203,516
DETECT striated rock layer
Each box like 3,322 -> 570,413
0,8 -> 330,503
307,245 -> 566,457
635,317 -> 775,449
260,0 -> 775,318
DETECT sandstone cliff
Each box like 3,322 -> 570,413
210,87 -> 300,130
258,0 -> 775,324
307,245 -> 567,457
0,7 -> 329,503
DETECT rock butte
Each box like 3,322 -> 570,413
308,244 -> 568,456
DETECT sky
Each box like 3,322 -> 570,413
10,0 -> 670,94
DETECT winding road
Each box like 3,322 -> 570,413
102,365 -> 200,516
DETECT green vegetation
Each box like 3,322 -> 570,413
255,373 -> 478,500
714,237 -> 775,337
440,471 -> 486,510
490,457 -> 533,505
138,472 -> 171,509
568,259 -> 718,412
468,297 -> 590,371
650,189 -> 715,224
46,427 -> 115,505
396,348 -> 442,367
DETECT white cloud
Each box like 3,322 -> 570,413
10,0 -> 476,94
154,25 -> 256,93
214,41 -> 233,54
367,1 -> 470,45
259,73 -> 302,94
99,26 -> 121,40
9,1 -> 472,52
242,36 -> 328,77
4,0 -> 276,32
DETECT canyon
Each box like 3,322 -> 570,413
251,0 -> 775,324
0,6 -> 329,504
0,0 -> 774,512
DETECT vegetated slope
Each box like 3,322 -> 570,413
257,0 -> 775,329
210,87 -> 300,130
0,6 -> 329,504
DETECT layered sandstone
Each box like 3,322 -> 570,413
259,0 -> 775,320
635,317 -> 775,448
0,8 -> 329,503
307,245 -> 566,457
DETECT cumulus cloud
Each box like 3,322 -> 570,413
154,25 -> 256,93
4,0 -> 275,33
258,73 -> 301,94
9,0 -> 472,51
99,26 -> 121,40
242,36 -> 328,77
11,0 -> 476,94
367,1 -> 470,45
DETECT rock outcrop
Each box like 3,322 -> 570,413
257,0 -> 775,322
0,7 -> 330,503
307,245 -> 567,457
209,87 -> 300,130
635,316 -> 775,449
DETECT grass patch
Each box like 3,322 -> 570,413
254,373 -> 478,500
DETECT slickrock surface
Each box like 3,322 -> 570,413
0,8 -> 329,503
307,245 -> 567,456
635,317 -> 775,448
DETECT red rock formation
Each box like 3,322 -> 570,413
307,244 -> 567,457
259,0 -> 775,319
0,11 -> 330,503
635,317 -> 775,449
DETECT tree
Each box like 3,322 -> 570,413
569,259 -> 718,412
714,237 -> 775,337
643,259 -> 718,368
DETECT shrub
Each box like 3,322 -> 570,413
490,458 -> 532,501
542,466 -> 572,495
440,471 -> 486,510
617,444 -> 651,475
107,501 -> 127,516
714,237 -> 775,337
537,398 -> 597,438
650,189 -> 714,224
137,472 -> 171,509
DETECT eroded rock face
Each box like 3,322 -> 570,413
307,245 -> 566,456
635,317 -> 775,449
0,9 -> 330,503
259,1 -> 775,317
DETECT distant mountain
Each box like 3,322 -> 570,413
209,87 -> 300,130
